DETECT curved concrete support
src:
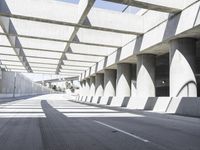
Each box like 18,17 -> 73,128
170,38 -> 197,97
85,78 -> 90,95
95,73 -> 104,96
116,63 -> 131,96
131,64 -> 137,97
137,54 -> 156,97
104,69 -> 116,96
79,80 -> 84,96
89,76 -> 95,96
81,80 -> 86,96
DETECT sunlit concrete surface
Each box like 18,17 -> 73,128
0,0 -> 200,149
0,94 -> 199,150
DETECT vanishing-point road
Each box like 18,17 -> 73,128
0,94 -> 199,150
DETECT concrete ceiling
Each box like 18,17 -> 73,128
0,0 -> 198,79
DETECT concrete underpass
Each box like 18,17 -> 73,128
0,94 -> 199,150
0,0 -> 200,149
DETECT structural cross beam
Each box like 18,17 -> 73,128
0,32 -> 120,48
0,17 -> 32,72
0,0 -> 144,35
56,0 -> 96,74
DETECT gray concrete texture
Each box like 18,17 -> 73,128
137,54 -> 156,97
0,71 -> 52,98
95,73 -> 104,96
1,95 -> 199,150
116,63 -> 131,97
170,38 -> 197,97
104,69 -> 116,96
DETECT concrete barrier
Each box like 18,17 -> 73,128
127,97 -> 157,110
78,96 -> 200,117
166,97 -> 200,117
99,97 -> 109,105
110,97 -> 125,107
153,97 -> 172,112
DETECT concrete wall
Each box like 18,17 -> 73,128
0,71 -> 52,98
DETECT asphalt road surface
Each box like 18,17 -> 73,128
0,94 -> 199,150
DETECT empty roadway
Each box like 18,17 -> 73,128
0,94 -> 199,150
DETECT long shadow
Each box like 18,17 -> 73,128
121,97 -> 130,107
39,100 -> 129,150
144,97 -> 158,110
175,97 -> 200,118
106,97 -> 113,105
39,100 -> 72,150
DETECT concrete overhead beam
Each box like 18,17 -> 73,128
0,45 -> 108,57
104,0 -> 195,13
0,16 -> 32,72
0,0 -> 143,34
81,1 -> 200,79
56,0 -> 95,74
0,32 -> 120,48
36,76 -> 79,84
87,8 -> 143,34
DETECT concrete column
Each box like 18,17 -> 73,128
116,63 -> 131,96
85,78 -> 90,95
170,38 -> 197,97
104,69 -> 116,96
79,80 -> 84,96
95,73 -> 104,96
89,76 -> 95,96
81,80 -> 86,96
137,54 -> 156,97
131,64 -> 137,97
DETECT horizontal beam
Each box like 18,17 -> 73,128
0,45 -> 107,57
0,53 -> 103,63
0,59 -> 57,65
81,0 -> 200,79
0,32 -> 119,48
56,0 -> 96,74
36,76 -> 79,84
0,16 -> 32,72
66,50 -> 107,57
0,0 -> 143,34
0,59 -> 95,67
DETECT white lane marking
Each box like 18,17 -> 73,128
94,120 -> 150,143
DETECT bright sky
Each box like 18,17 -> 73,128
58,0 -> 140,13
23,0 -> 140,82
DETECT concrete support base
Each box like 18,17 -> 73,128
137,54 -> 156,97
116,63 -> 131,97
95,73 -> 104,96
89,76 -> 95,96
104,69 -> 116,96
85,78 -> 90,95
170,38 -> 197,97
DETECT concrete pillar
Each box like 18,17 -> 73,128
131,64 -> 137,96
116,63 -> 131,96
82,80 -> 86,96
95,73 -> 104,96
79,80 -> 84,96
170,38 -> 197,97
89,76 -> 95,96
137,54 -> 156,97
104,69 -> 116,96
85,78 -> 90,95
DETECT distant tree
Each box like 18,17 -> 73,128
52,85 -> 57,91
